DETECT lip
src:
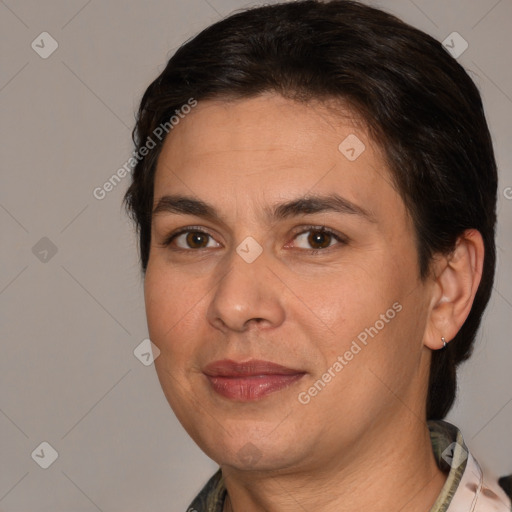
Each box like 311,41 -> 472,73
203,359 -> 306,401
203,359 -> 304,377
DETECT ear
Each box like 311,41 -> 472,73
423,229 -> 485,351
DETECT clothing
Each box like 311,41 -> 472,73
186,420 -> 512,511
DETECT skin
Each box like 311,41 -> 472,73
144,93 -> 484,512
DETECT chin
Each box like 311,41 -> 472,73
191,422 -> 311,473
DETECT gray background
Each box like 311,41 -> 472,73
0,0 -> 511,511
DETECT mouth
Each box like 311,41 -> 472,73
202,359 -> 306,401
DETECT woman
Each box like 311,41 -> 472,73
123,1 -> 511,510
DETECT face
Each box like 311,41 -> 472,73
144,93 -> 434,474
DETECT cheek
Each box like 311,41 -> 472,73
144,266 -> 169,340
299,264 -> 386,329
144,262 -> 200,355
300,260 -> 413,367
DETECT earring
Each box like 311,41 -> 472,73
441,337 -> 446,348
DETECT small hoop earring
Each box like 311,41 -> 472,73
441,337 -> 446,348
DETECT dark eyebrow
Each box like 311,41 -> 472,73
152,193 -> 376,223
268,194 -> 376,223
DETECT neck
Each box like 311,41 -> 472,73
222,416 -> 448,512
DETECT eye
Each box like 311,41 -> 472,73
160,225 -> 348,253
160,227 -> 221,250
289,226 -> 348,252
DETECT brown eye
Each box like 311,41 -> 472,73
307,230 -> 333,249
162,228 -> 220,250
292,227 -> 345,251
184,231 -> 210,249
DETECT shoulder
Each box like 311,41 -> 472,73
427,420 -> 511,512
452,452 -> 511,511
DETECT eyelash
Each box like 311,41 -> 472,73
160,225 -> 349,254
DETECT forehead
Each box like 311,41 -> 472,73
153,94 -> 404,225
160,94 -> 369,157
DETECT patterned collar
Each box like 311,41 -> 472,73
187,420 -> 512,512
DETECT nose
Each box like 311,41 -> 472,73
206,245 -> 286,333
